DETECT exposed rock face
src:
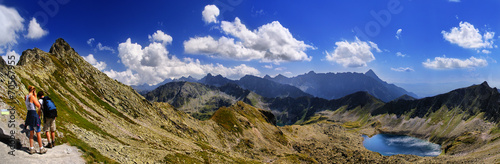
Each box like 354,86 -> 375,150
17,48 -> 53,67
0,56 -> 6,67
0,55 -> 6,73
49,38 -> 76,58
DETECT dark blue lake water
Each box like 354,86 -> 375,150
362,134 -> 441,157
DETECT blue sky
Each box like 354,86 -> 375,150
1,0 -> 499,97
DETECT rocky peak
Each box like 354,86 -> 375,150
480,81 -> 490,88
263,74 -> 272,79
18,39 -> 98,77
466,81 -> 495,95
365,69 -> 383,83
275,74 -> 287,79
17,48 -> 52,66
49,38 -> 77,59
200,74 -> 233,87
173,76 -> 197,83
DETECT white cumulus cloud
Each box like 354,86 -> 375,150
184,36 -> 263,61
391,67 -> 414,72
184,17 -> 314,63
442,21 -> 495,49
1,50 -> 20,65
25,18 -> 48,39
325,37 -> 379,68
83,54 -> 107,71
395,29 -> 402,40
148,30 -> 172,45
202,5 -> 220,24
105,31 -> 260,85
422,56 -> 487,69
0,5 -> 24,54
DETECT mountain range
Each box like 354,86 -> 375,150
136,69 -> 417,103
0,39 -> 499,163
264,70 -> 418,102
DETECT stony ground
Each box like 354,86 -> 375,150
0,143 -> 84,164
0,112 -> 84,164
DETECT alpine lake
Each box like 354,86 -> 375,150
362,134 -> 442,157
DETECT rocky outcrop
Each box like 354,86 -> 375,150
0,56 -> 6,67
0,55 -> 6,73
49,38 -> 77,59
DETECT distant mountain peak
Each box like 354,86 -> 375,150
174,76 -> 198,83
365,69 -> 381,81
263,74 -> 272,79
199,73 -> 233,87
480,81 -> 490,88
307,70 -> 316,75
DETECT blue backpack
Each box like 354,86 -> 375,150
43,96 -> 58,118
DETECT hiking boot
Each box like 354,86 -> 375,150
45,143 -> 53,148
38,148 -> 47,154
29,148 -> 35,155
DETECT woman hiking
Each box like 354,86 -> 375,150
25,86 -> 47,154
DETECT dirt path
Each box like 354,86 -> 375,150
0,142 -> 85,164
0,106 -> 85,164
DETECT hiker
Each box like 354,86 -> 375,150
25,86 -> 47,154
38,91 -> 57,148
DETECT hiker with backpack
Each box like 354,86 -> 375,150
38,91 -> 57,148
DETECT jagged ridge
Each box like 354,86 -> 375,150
373,81 -> 500,122
265,69 -> 418,102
